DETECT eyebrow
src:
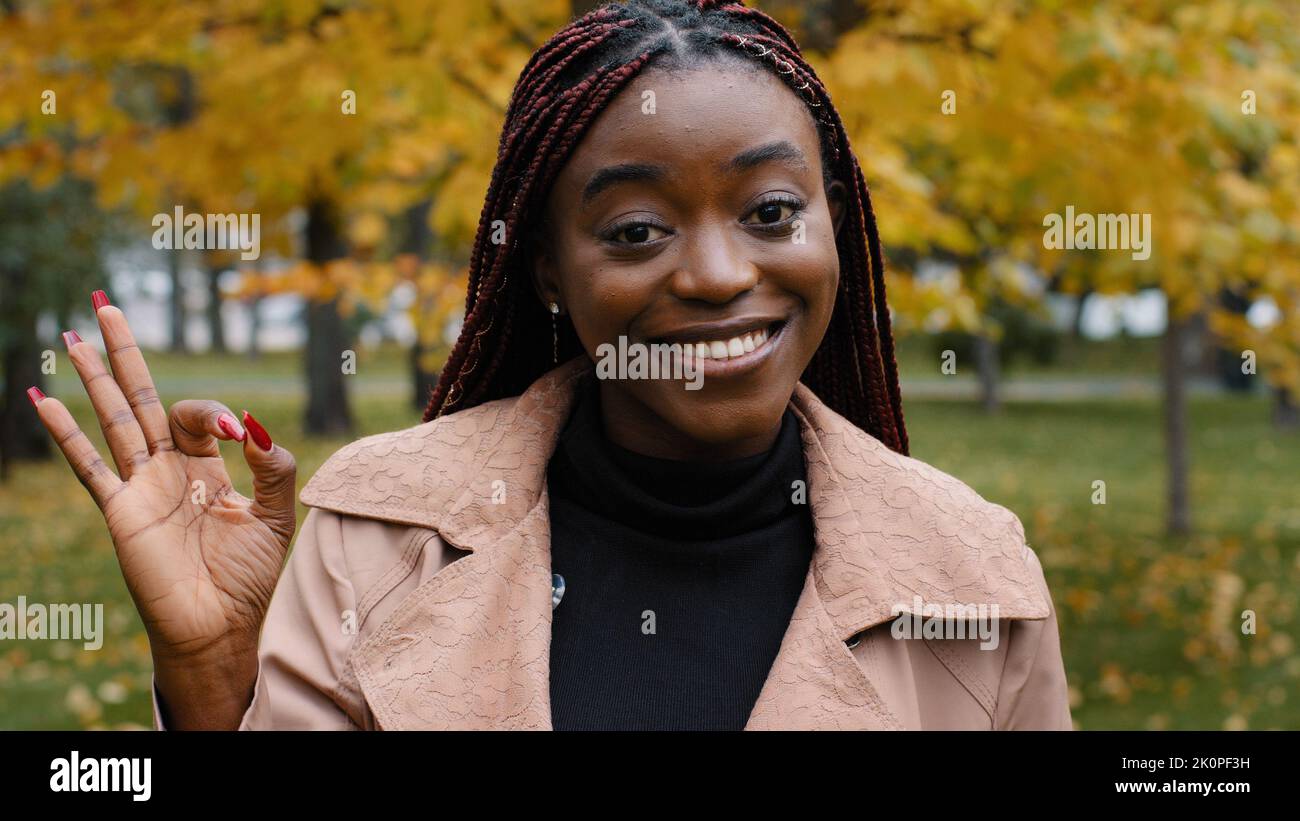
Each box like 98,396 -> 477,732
581,162 -> 666,205
724,140 -> 809,175
579,140 -> 809,205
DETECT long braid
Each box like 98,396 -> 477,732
466,53 -> 662,406
424,0 -> 910,456
439,21 -> 640,411
858,164 -> 909,452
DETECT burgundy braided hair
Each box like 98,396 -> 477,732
422,0 -> 909,455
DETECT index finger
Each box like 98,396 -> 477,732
29,390 -> 125,509
94,294 -> 174,455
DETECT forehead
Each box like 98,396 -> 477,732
551,61 -> 822,194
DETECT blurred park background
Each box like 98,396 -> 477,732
1,0 -> 1298,729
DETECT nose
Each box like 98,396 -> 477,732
667,221 -> 759,304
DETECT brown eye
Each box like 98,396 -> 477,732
742,196 -> 803,227
610,223 -> 668,244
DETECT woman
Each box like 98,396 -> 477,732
30,0 -> 1071,730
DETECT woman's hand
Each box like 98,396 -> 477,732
30,292 -> 297,728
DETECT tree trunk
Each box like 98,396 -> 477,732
975,332 -> 1000,412
411,344 -> 438,413
1274,386 -> 1300,430
1072,289 -> 1092,339
303,199 -> 353,436
794,0 -> 869,52
246,295 -> 262,362
1215,286 -> 1252,392
206,256 -> 226,354
0,307 -> 51,477
169,248 -> 187,353
402,199 -> 439,411
1162,304 -> 1192,536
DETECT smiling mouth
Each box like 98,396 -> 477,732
647,320 -> 786,362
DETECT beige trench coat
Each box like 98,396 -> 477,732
153,355 -> 1073,730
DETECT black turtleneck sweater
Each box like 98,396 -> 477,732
545,374 -> 816,730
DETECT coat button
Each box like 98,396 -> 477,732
845,631 -> 864,650
551,573 -> 566,609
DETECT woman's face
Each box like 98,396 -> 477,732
533,60 -> 846,460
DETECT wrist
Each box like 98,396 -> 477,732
152,637 -> 260,730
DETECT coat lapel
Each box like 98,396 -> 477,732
302,356 -> 1050,730
348,499 -> 555,730
742,565 -> 904,729
742,384 -> 1050,729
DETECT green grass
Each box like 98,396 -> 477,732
906,396 -> 1300,730
1,353 -> 1296,729
894,332 -> 1165,378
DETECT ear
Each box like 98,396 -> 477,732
528,219 -> 562,311
826,178 -> 848,237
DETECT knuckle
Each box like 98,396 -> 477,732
74,453 -> 107,479
103,407 -> 137,431
55,427 -> 82,448
125,385 -> 160,409
264,469 -> 294,494
83,371 -> 114,389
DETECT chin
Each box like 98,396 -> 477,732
653,385 -> 795,450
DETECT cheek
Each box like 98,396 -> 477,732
550,237 -> 634,340
564,265 -> 652,350
803,216 -> 842,316
581,272 -> 643,321
766,228 -> 841,314
807,236 -> 840,300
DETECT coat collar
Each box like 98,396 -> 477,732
300,356 -> 1050,729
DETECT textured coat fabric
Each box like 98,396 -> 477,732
152,355 -> 1074,730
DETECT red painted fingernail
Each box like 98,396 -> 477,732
242,410 -> 272,451
62,330 -> 82,349
217,413 -> 246,442
27,386 -> 45,407
91,290 -> 110,311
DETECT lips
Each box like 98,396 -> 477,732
631,319 -> 788,382
645,318 -> 786,356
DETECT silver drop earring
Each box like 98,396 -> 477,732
549,301 -> 560,366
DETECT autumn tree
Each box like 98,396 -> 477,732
0,0 -> 564,434
814,0 -> 1300,535
0,177 -> 119,474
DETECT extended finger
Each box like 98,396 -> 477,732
63,330 -> 150,480
94,297 -> 174,455
29,389 -> 125,509
240,411 -> 296,544
168,399 -> 245,459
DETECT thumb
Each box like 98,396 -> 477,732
240,410 -> 297,544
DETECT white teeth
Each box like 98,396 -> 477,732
658,326 -> 777,363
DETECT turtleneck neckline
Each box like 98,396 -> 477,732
547,374 -> 807,544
